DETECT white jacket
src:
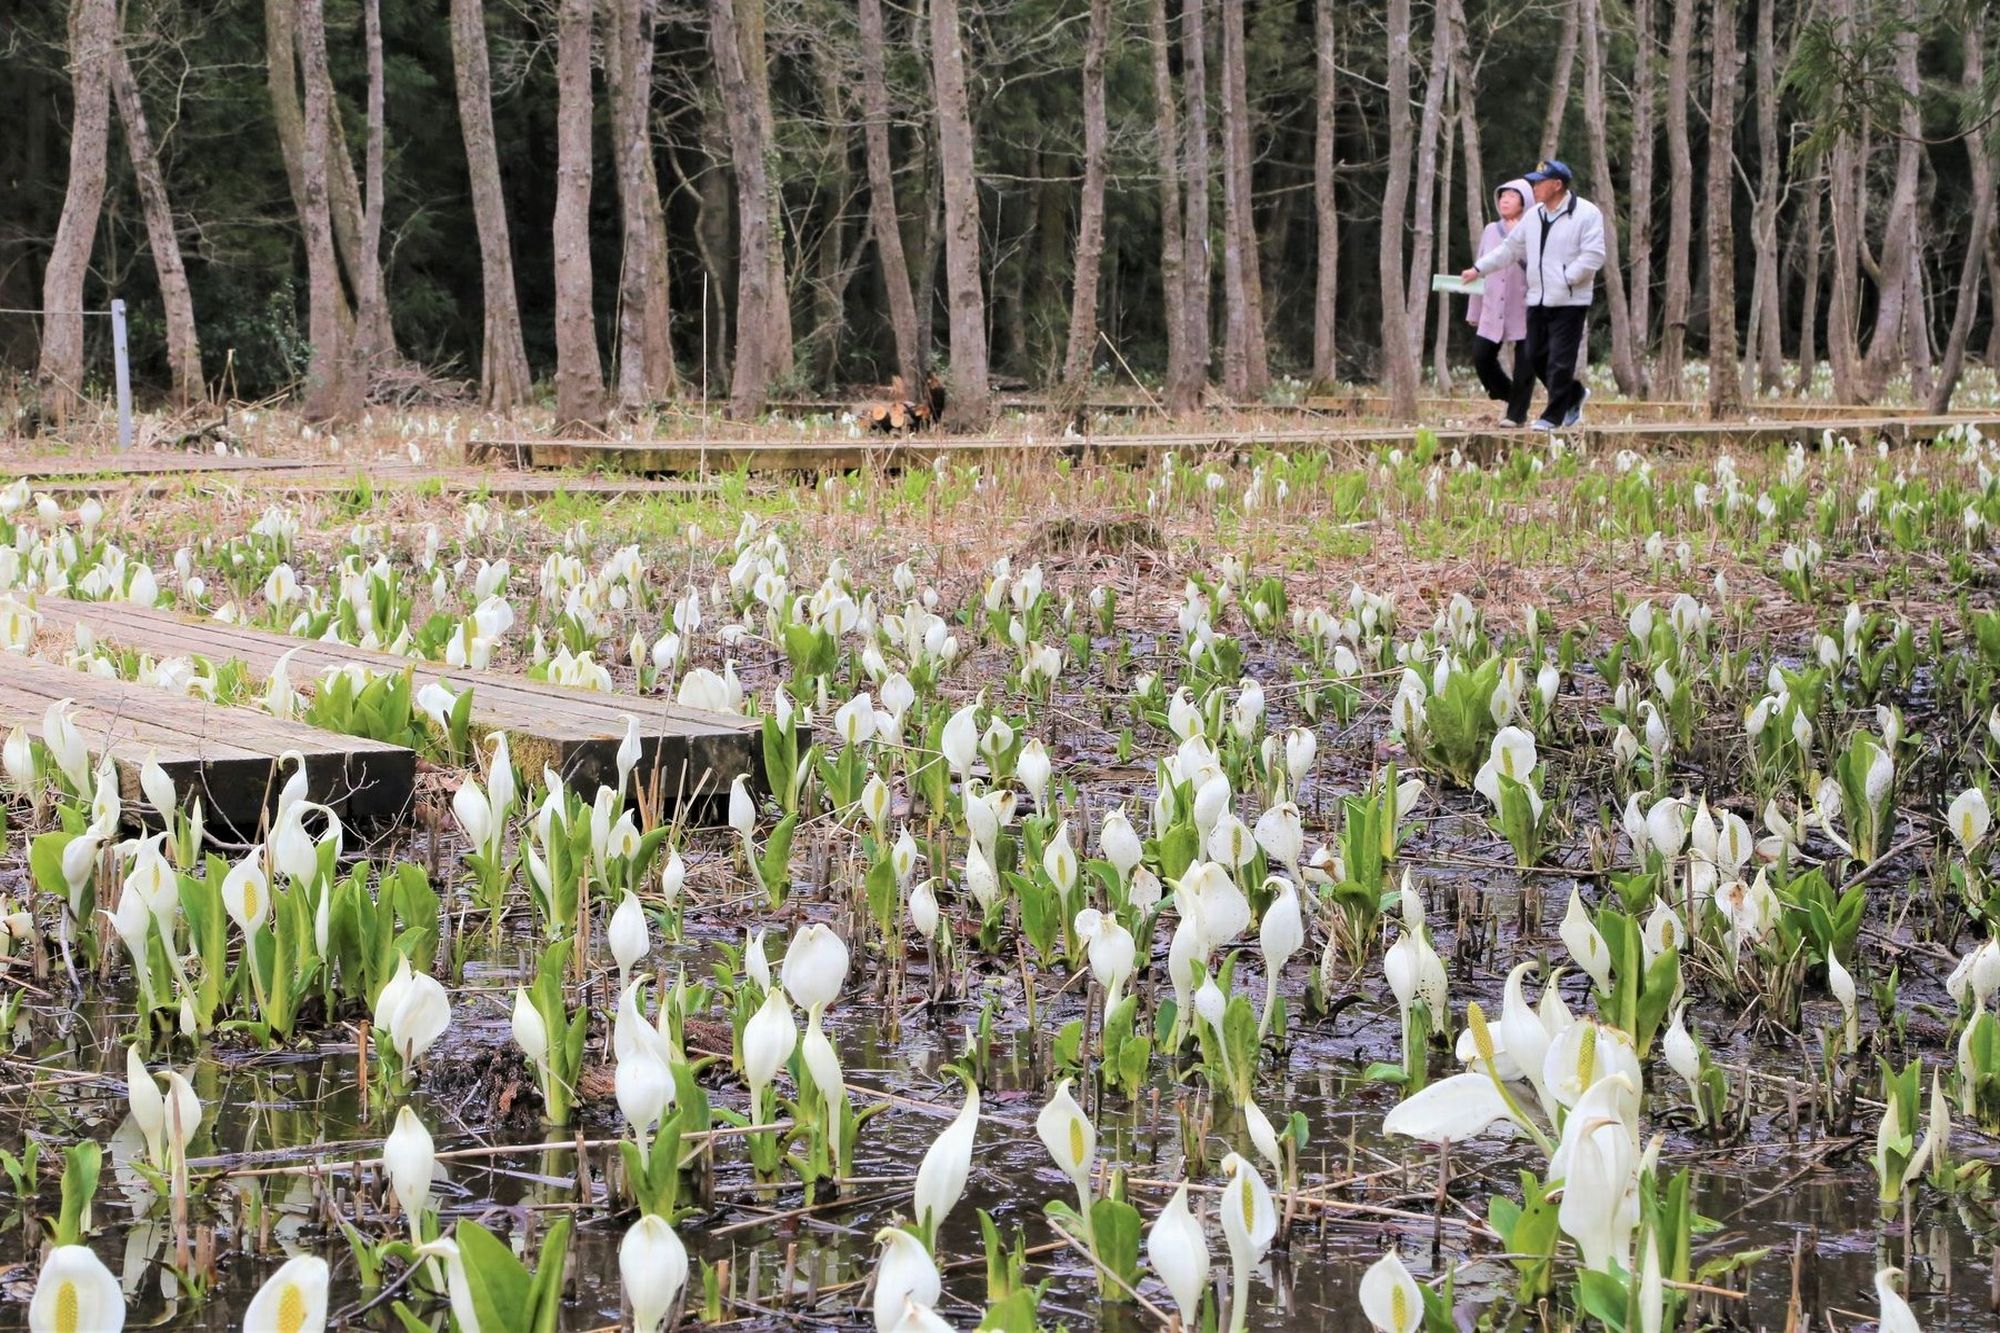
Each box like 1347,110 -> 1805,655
1473,192 -> 1606,309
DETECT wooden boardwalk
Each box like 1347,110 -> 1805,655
751,391 -> 1957,424
469,412 -> 2000,476
36,597 -> 763,809
0,450 -> 349,480
3,453 -> 720,501
0,653 -> 413,829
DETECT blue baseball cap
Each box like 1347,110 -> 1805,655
1524,158 -> 1573,185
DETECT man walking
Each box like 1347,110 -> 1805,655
1460,159 -> 1604,430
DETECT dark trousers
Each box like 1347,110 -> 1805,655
1471,336 -> 1535,422
1523,304 -> 1589,425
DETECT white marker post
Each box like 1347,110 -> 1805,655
110,297 -> 133,450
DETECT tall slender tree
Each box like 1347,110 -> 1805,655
858,0 -> 922,394
930,0 -> 990,425
1311,0 -> 1338,383
355,0 -> 388,379
1626,0 -> 1657,390
1705,0 -> 1742,415
1748,0 -> 1785,392
711,0 -> 788,415
1151,0 -> 1192,411
1061,0 -> 1112,397
1658,0 -> 1695,398
1540,0 -> 1581,159
1177,0 -> 1214,412
553,0 -> 605,425
37,0 -> 115,411
1579,0 -> 1638,394
1379,0 -> 1420,419
608,0 -> 657,408
297,0 -> 356,420
1403,10 -> 1452,363
1219,0 -> 1268,397
1794,168 -> 1823,394
266,0 -> 352,340
448,0 -> 533,409
1930,9 -> 1993,413
1823,0 -> 1863,400
108,32 -> 201,404
1860,1 -> 1922,398
741,0 -> 792,379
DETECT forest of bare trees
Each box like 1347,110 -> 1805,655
2,0 -> 1995,427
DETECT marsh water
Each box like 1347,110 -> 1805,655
4,847 -> 1995,1331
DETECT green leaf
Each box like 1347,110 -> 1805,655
1575,1269 -> 1631,1331
29,830 -> 79,902
1089,1195 -> 1143,1298
525,1217 -> 573,1333
976,1289 -> 1042,1333
455,1221 -> 534,1333
56,1141 -> 101,1246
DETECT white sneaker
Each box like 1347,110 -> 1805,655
1530,419 -> 1554,432
1562,386 -> 1589,427
1498,417 -> 1525,428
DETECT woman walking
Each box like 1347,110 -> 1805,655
1465,178 -> 1534,426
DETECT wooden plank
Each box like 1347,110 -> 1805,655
0,451 -> 349,480
25,465 -> 724,503
35,596 -> 764,809
0,653 -> 413,830
668,393 -> 1959,423
469,414 -> 2000,476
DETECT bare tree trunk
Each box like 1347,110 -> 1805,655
355,0 -> 387,384
1860,1 -> 1921,397
1150,0 -> 1191,410
671,123 -> 734,388
553,0 -> 605,425
292,7 -> 397,366
1311,0 -> 1338,382
740,0 -> 793,379
1379,0 -> 1420,418
1905,213 -> 1934,402
1828,131 -> 1863,400
1579,0 -> 1638,394
709,0 -> 780,416
1432,88 -> 1455,393
1061,0 -> 1112,395
1824,0 -> 1862,400
1627,0 -> 1656,390
1540,0 -> 1580,160
1705,0 -> 1742,416
1403,9 -> 1452,363
1658,0 -> 1695,398
266,0 -> 353,340
930,0 -> 991,426
448,0 -> 533,409
1795,167 -> 1822,394
297,0 -> 356,420
294,0 -> 400,379
1218,0 -> 1268,397
805,50 -> 855,385
915,161 -> 944,377
1749,0 -> 1784,392
37,0 -> 115,410
1178,0 -> 1213,409
1449,0 -> 1483,259
108,38 -> 201,404
609,0 -> 655,408
1986,227 -> 2000,372
634,0 -> 676,399
858,0 -> 923,392
1930,11 -> 1991,412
